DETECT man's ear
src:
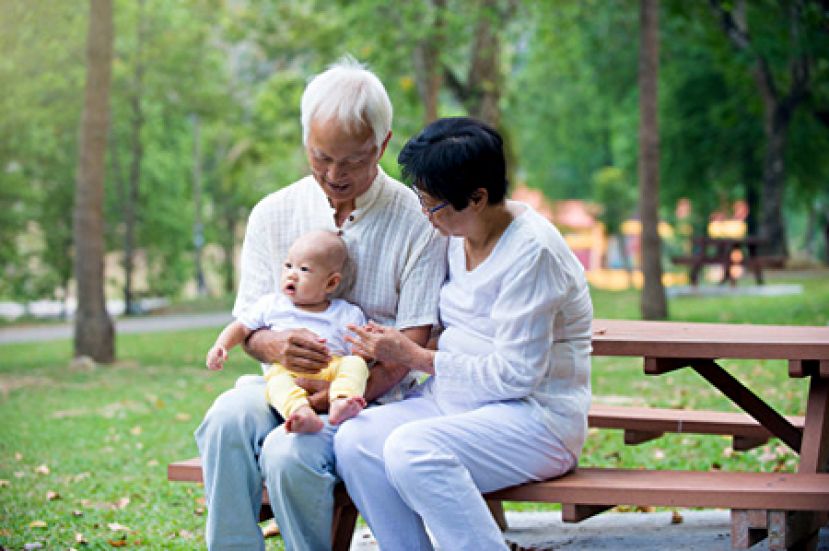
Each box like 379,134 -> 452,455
377,131 -> 392,160
326,272 -> 342,294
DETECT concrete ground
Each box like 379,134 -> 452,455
350,510 -> 829,550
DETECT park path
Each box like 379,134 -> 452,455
0,312 -> 233,345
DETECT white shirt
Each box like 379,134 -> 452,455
237,294 -> 367,356
432,203 -> 593,456
235,167 -> 448,400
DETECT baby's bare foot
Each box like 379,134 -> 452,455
329,396 -> 367,425
285,406 -> 324,433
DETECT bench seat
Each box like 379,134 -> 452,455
589,404 -> 804,450
486,468 -> 829,513
168,458 -> 829,513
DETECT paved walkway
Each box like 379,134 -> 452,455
351,510 -> 829,550
0,312 -> 232,344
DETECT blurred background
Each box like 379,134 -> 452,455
1,0 -> 828,321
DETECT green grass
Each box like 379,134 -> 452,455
1,270 -> 827,548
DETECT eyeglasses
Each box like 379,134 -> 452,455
415,190 -> 450,215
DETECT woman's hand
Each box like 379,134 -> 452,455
346,322 -> 435,374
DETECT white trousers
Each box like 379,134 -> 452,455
333,389 -> 576,550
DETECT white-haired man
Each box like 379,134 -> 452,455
195,58 -> 447,550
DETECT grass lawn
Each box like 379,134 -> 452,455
1,269 -> 827,549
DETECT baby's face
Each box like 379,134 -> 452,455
280,241 -> 335,307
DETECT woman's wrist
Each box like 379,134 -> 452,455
413,345 -> 436,374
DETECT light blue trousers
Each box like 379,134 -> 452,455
334,393 -> 576,550
194,376 -> 339,551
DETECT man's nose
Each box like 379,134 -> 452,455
327,162 -> 347,181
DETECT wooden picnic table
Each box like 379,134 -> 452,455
671,236 -> 785,286
590,318 -> 829,548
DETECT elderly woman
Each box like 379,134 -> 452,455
334,117 -> 593,550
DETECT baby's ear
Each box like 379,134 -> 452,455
326,272 -> 342,293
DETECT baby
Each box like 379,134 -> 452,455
205,229 -> 369,433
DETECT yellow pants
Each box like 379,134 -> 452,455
264,355 -> 369,419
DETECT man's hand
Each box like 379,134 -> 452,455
295,378 -> 331,413
244,328 -> 331,375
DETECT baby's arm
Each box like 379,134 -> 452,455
206,321 -> 252,370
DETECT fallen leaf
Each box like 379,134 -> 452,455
15,452 -> 23,461
146,459 -> 159,467
75,532 -> 88,544
72,510 -> 84,517
35,465 -> 50,475
671,510 -> 684,524
114,497 -> 130,510
178,529 -> 194,539
0,528 -> 11,536
174,412 -> 192,422
29,520 -> 48,529
46,490 -> 60,501
108,539 -> 128,547
594,328 -> 607,335
194,506 -> 205,516
129,426 -> 142,436
0,479 -> 9,487
73,472 -> 91,483
107,522 -> 131,532
652,449 -> 665,460
195,496 -> 206,506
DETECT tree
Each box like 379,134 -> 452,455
73,0 -> 115,361
638,0 -> 668,320
709,0 -> 814,256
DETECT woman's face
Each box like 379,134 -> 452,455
415,189 -> 468,237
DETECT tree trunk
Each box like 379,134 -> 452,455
192,114 -> 207,296
73,0 -> 115,362
412,0 -> 445,125
710,0 -> 810,257
638,0 -> 668,320
124,0 -> 145,315
222,208 -> 237,296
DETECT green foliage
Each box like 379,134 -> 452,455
2,0 -> 828,305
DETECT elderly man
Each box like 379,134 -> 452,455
195,58 -> 447,551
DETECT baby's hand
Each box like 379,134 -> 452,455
206,345 -> 227,371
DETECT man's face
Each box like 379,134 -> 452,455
306,118 -> 381,207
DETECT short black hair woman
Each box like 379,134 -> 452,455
336,117 -> 593,549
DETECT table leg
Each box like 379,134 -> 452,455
688,359 -> 803,452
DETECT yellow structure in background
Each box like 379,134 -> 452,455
511,184 -> 688,290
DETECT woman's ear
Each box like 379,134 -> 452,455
470,188 -> 489,210
326,272 -> 342,294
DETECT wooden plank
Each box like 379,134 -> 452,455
691,359 -> 802,452
588,404 -> 804,440
169,459 -> 829,512
486,469 -> 829,512
591,319 -> 829,362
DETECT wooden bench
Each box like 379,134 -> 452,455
167,405 -> 807,546
671,253 -> 785,286
589,404 -> 804,451
168,457 -> 829,550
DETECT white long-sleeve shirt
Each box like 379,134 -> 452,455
235,168 -> 448,402
432,203 -> 593,456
